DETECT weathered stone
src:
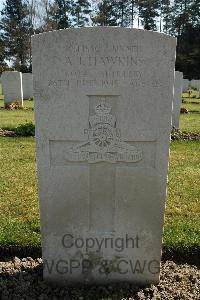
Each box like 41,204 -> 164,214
172,71 -> 183,128
190,79 -> 200,91
32,27 -> 176,285
22,73 -> 33,99
1,71 -> 23,106
182,79 -> 189,92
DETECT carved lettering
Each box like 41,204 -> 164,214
66,57 -> 72,65
69,56 -> 139,67
65,43 -> 140,54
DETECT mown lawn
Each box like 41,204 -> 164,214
180,91 -> 200,132
164,141 -> 200,260
0,99 -> 34,130
181,102 -> 200,112
182,90 -> 200,100
0,137 -> 199,262
0,137 -> 40,252
179,113 -> 200,132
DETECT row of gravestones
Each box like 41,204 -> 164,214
0,70 -> 183,129
183,79 -> 200,92
0,71 -> 33,106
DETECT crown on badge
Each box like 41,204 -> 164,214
89,101 -> 115,128
95,102 -> 111,116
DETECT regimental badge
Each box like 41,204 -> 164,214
66,102 -> 142,163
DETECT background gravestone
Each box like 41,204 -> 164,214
1,71 -> 23,106
172,71 -> 183,128
0,81 -> 2,95
190,80 -> 200,89
32,28 -> 176,285
182,79 -> 189,92
22,73 -> 33,99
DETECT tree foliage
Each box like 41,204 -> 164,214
138,0 -> 160,30
0,0 -> 199,78
176,24 -> 200,79
92,0 -> 118,26
0,0 -> 31,72
48,0 -> 72,29
71,0 -> 91,27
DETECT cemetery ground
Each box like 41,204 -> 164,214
0,99 -> 34,131
0,92 -> 199,299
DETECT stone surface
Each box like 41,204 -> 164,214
182,79 -> 189,92
190,79 -> 200,91
0,81 -> 2,95
22,73 -> 33,99
172,71 -> 183,128
32,27 -> 176,285
0,71 -> 23,105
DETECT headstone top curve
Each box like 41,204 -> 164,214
31,26 -> 176,43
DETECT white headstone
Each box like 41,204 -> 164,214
1,71 -> 23,106
190,79 -> 200,91
182,79 -> 189,92
22,73 -> 33,99
172,71 -> 183,128
32,28 -> 176,285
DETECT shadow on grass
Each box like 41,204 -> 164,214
0,245 -> 199,267
0,246 -> 42,261
162,246 -> 200,267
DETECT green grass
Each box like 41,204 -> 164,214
0,137 -> 40,251
0,138 -> 199,262
180,113 -> 200,132
164,141 -> 200,260
182,90 -> 200,100
180,90 -> 200,132
181,102 -> 200,112
0,99 -> 34,130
